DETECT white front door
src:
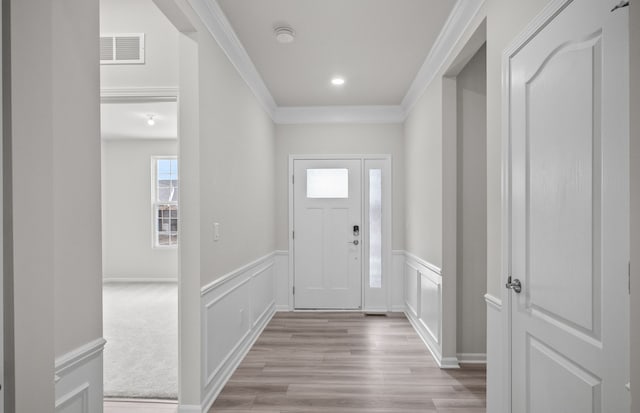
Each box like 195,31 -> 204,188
293,159 -> 362,309
506,1 -> 629,411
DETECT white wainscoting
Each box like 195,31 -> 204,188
54,338 -> 106,413
485,293 -> 504,413
274,250 -> 291,311
199,253 -> 276,413
402,252 -> 449,367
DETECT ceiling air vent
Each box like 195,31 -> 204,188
100,34 -> 145,65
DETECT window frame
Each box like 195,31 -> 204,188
151,156 -> 179,249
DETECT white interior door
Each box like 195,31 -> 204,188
507,1 -> 629,411
293,159 -> 362,309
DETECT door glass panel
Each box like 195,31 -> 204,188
307,168 -> 349,198
369,169 -> 382,288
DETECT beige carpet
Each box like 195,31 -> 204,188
103,282 -> 178,399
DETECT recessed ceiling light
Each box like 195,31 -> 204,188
147,114 -> 156,126
274,26 -> 295,44
331,77 -> 345,86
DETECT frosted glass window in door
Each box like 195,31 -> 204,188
369,169 -> 382,288
306,168 -> 349,198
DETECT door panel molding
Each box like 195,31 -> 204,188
502,0 -> 630,411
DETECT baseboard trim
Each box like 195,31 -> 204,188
200,304 -> 276,413
103,277 -> 178,283
404,309 -> 459,369
55,338 -> 107,377
391,304 -> 406,312
440,357 -> 462,369
276,305 -> 292,312
457,352 -> 487,364
177,405 -> 201,413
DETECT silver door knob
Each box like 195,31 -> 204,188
505,277 -> 522,294
348,240 -> 359,245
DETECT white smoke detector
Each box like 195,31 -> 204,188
275,26 -> 295,44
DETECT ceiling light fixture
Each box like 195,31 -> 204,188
331,77 -> 345,86
274,26 -> 295,44
147,115 -> 156,126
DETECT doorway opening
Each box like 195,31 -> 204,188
440,20 -> 487,370
99,0 -> 180,408
455,44 -> 487,365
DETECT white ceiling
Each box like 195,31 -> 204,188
216,0 -> 456,107
100,101 -> 178,140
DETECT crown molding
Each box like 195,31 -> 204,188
100,87 -> 179,103
401,0 -> 485,115
187,0 -> 484,124
188,0 -> 277,117
274,105 -> 405,125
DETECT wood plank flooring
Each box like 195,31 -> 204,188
209,312 -> 486,412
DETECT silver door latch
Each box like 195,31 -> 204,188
505,276 -> 522,294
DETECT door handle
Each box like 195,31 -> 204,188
505,277 -> 522,293
348,240 -> 359,245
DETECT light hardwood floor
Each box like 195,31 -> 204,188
209,312 -> 486,412
103,312 -> 486,412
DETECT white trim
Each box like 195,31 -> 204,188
405,308 -> 458,369
187,0 -> 276,118
100,87 -> 179,103
55,383 -> 89,412
201,302 -> 275,413
457,353 -> 487,364
199,253 -> 276,412
102,277 -> 178,283
404,251 -> 442,276
484,293 -> 502,311
274,106 -> 404,124
184,0 -> 485,124
177,406 -> 202,413
201,252 -> 275,295
401,0 -> 485,115
54,338 -> 106,377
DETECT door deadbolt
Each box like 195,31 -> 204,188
348,240 -> 359,245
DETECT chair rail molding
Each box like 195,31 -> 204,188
54,338 -> 106,413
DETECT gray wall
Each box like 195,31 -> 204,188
9,0 -> 102,410
456,45 -> 487,356
630,2 -> 639,410
101,139 -> 178,280
171,2 -> 277,405
275,123 -> 405,251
